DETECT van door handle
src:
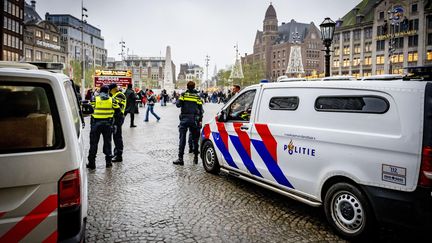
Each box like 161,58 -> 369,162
240,125 -> 249,131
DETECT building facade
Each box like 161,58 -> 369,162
23,20 -> 66,63
107,55 -> 176,89
177,63 -> 204,82
23,1 -> 66,63
243,4 -> 325,81
45,13 -> 107,68
332,0 -> 432,77
1,0 -> 24,61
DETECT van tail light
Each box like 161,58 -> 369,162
58,169 -> 81,208
419,146 -> 432,187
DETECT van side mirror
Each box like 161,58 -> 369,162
217,110 -> 227,122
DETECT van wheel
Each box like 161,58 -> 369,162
202,140 -> 220,174
324,182 -> 376,240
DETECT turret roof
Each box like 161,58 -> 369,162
265,3 -> 277,19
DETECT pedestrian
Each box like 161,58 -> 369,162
124,83 -> 137,128
173,81 -> 203,165
144,89 -> 160,122
109,83 -> 127,163
160,89 -> 167,106
87,85 -> 120,169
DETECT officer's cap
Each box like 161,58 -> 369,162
108,83 -> 118,90
100,85 -> 109,93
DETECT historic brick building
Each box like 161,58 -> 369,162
243,4 -> 325,81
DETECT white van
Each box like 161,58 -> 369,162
0,63 -> 87,242
200,77 -> 432,240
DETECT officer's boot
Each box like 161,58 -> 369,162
112,156 -> 123,163
87,158 -> 96,170
106,156 -> 113,168
193,154 -> 199,164
173,156 -> 184,166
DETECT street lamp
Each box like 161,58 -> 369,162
205,54 -> 210,89
320,17 -> 336,77
81,0 -> 88,99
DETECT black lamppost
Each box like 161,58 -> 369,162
320,17 -> 336,77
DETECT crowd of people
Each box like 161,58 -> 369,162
84,83 -> 241,169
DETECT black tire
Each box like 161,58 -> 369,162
201,140 -> 220,174
323,182 -> 376,241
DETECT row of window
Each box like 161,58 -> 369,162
34,30 -> 59,43
3,0 -> 23,19
273,50 -> 286,59
306,60 -> 319,68
376,35 -> 419,51
306,50 -> 320,59
334,42 -> 373,55
3,33 -> 22,50
269,96 -> 388,114
3,16 -> 22,34
333,52 -> 418,68
272,60 -> 286,69
307,42 -> 321,49
334,27 -> 373,43
3,50 -> 21,61
24,49 -> 64,63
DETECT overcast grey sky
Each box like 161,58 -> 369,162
35,0 -> 360,71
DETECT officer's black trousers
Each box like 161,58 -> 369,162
88,120 -> 112,164
179,119 -> 199,158
188,132 -> 193,150
113,116 -> 124,157
125,111 -> 135,126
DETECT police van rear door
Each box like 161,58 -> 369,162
0,78 -> 64,242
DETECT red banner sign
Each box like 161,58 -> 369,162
94,76 -> 132,88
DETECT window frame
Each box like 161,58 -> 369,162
226,89 -> 257,122
0,81 -> 65,154
314,95 -> 390,114
269,96 -> 299,111
64,81 -> 81,138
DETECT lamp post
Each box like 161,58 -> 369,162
81,0 -> 88,99
320,17 -> 336,77
205,54 -> 210,89
119,40 -> 126,68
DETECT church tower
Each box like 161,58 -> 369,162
262,3 -> 278,80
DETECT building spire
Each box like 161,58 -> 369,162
230,43 -> 244,80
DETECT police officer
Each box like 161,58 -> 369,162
109,83 -> 127,162
173,81 -> 204,165
87,85 -> 120,169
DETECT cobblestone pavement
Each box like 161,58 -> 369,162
83,103 -> 421,243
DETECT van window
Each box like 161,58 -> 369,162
0,83 -> 63,153
227,90 -> 256,122
315,96 -> 389,113
64,81 -> 81,138
269,97 -> 299,110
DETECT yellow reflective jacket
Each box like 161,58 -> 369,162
91,96 -> 119,119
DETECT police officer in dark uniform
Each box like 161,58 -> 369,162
109,83 -> 127,162
87,85 -> 120,169
173,81 -> 204,165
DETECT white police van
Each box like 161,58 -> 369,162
200,72 -> 432,240
0,62 -> 87,242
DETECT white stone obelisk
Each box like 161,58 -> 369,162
163,46 -> 174,91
